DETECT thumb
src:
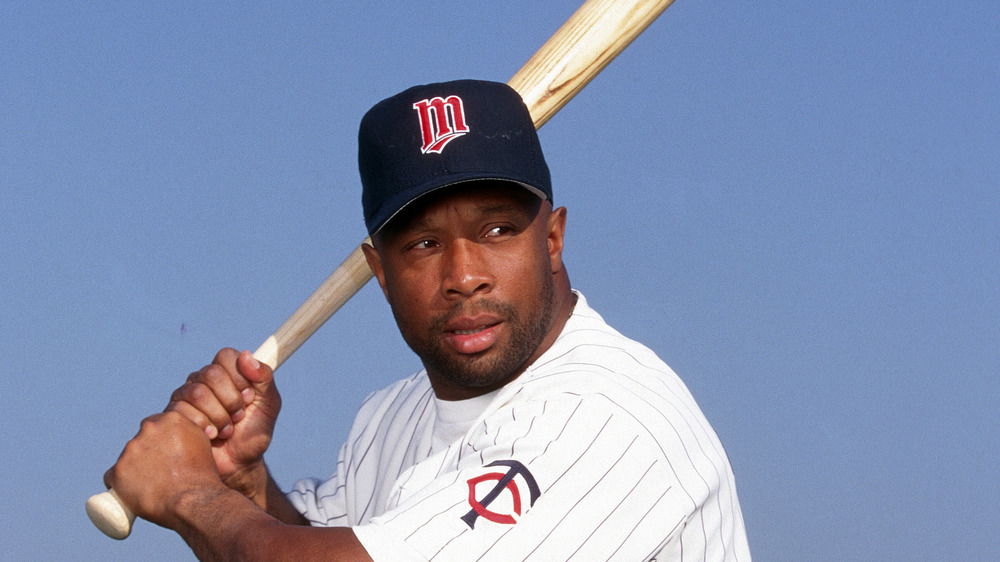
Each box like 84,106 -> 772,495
237,350 -> 275,396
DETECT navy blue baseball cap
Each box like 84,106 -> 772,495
359,79 -> 552,235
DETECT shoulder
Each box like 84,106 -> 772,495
358,371 -> 432,413
491,293 -> 732,487
347,371 -> 435,439
543,292 -> 671,371
519,292 -> 698,412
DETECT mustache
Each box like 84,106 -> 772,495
428,299 -> 518,332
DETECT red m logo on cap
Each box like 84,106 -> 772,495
413,95 -> 470,154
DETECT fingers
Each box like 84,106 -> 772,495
166,348 -> 255,440
236,350 -> 274,392
169,398 -> 242,440
104,411 -> 222,527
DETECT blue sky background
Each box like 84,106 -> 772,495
2,1 -> 997,560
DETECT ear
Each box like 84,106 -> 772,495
546,206 -> 567,273
361,241 -> 390,300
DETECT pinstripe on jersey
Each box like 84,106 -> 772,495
289,292 -> 751,561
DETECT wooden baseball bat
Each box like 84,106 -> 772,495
87,0 -> 675,540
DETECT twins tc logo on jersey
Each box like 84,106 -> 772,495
461,460 -> 541,529
413,95 -> 470,154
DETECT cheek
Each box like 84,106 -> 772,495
383,262 -> 437,312
494,246 -> 549,292
384,284 -> 423,342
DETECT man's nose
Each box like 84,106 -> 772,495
441,239 -> 493,298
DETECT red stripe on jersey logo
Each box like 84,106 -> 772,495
413,95 -> 470,154
461,460 -> 541,529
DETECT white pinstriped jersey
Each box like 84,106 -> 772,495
289,292 -> 750,561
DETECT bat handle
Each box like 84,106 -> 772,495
85,244 -> 374,539
86,489 -> 135,540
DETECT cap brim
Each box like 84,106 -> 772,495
369,175 -> 549,235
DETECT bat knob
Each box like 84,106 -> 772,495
86,489 -> 135,540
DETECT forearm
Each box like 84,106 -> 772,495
262,469 -> 310,526
222,460 -> 307,526
172,485 -> 370,562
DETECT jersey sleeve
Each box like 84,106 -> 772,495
352,393 -> 708,561
287,448 -> 352,527
285,385 -> 387,527
285,374 -> 437,529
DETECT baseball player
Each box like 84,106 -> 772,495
105,80 -> 751,560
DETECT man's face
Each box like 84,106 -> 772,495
364,182 -> 567,400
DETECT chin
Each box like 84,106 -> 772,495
429,350 -> 526,390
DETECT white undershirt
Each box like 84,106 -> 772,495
431,390 -> 500,451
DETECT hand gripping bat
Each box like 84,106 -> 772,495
87,0 -> 675,540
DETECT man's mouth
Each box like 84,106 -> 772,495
443,317 -> 503,354
452,326 -> 492,336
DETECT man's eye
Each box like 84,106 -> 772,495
408,239 -> 438,250
484,226 -> 513,238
